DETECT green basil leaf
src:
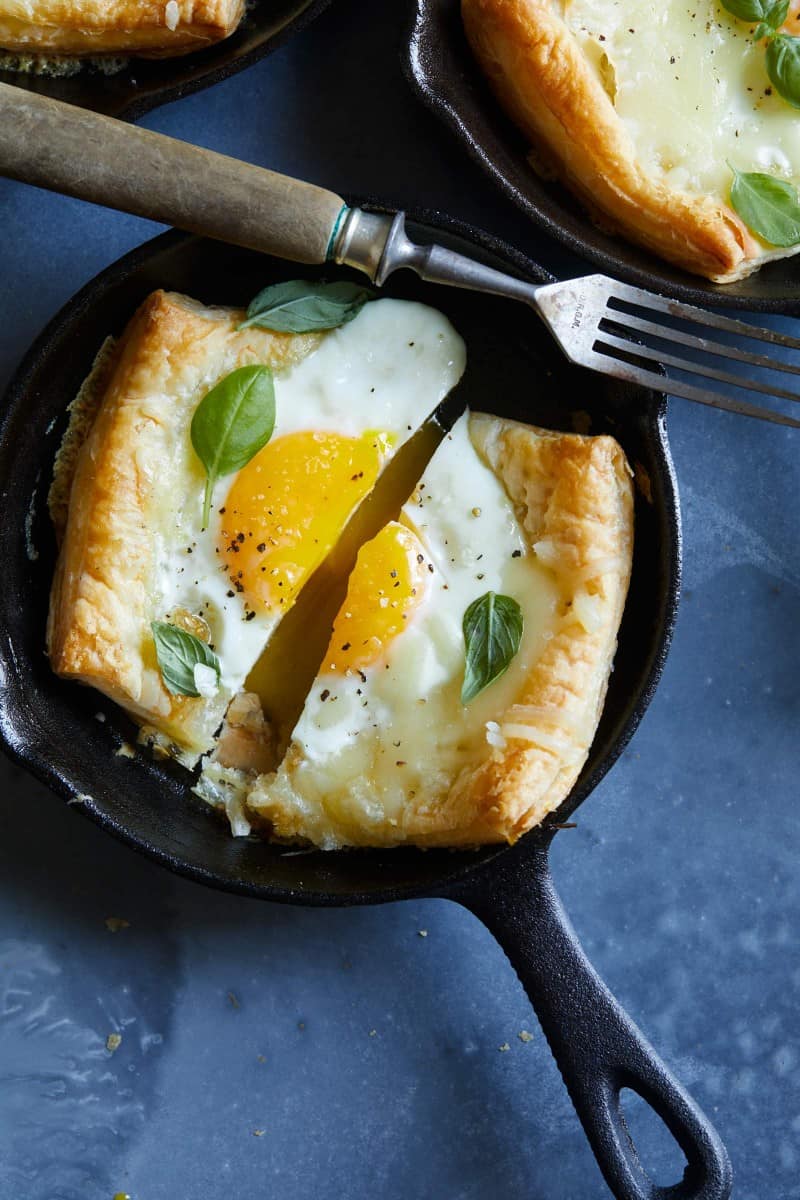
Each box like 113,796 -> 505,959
191,364 -> 275,529
766,34 -> 800,106
239,280 -> 375,333
766,0 -> 790,29
461,592 -> 523,705
721,0 -> 772,21
729,165 -> 800,245
152,621 -> 221,698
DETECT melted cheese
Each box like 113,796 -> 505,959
564,0 -> 800,203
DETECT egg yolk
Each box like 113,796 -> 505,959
324,521 -> 430,674
222,430 -> 391,614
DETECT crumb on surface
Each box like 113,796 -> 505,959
106,1033 -> 122,1053
105,917 -> 130,933
518,1030 -> 534,1043
498,1042 -> 510,1052
418,929 -> 428,937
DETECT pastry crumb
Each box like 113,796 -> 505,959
105,917 -> 130,933
252,1128 -> 265,1137
368,1029 -> 377,1037
498,1042 -> 510,1052
518,1029 -> 533,1043
115,742 -> 136,758
106,1033 -> 122,1053
417,929 -> 428,937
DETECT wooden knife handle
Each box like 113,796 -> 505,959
0,83 -> 347,264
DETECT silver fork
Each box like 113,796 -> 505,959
335,210 -> 800,430
1,82 -> 798,429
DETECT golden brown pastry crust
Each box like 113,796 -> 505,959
430,413 -> 634,844
246,414 -> 634,848
461,0 -> 767,283
0,0 -> 243,57
47,290 -> 321,762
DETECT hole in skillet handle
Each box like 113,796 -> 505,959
618,1088 -> 689,1188
447,840 -> 733,1200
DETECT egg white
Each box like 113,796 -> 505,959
249,413 -> 562,847
152,298 -> 466,700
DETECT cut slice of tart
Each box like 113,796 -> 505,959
239,410 -> 634,848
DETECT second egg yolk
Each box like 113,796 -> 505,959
323,521 -> 430,674
222,430 -> 391,614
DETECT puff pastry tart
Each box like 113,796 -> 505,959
49,285 -> 633,848
462,0 -> 800,282
0,0 -> 244,58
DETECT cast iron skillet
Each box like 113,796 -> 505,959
0,0 -> 333,120
406,0 -> 800,312
0,210 -> 731,1200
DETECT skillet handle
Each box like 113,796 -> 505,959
0,82 -> 347,266
456,841 -> 732,1200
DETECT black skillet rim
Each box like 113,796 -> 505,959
0,0 -> 334,121
0,206 -> 681,906
404,0 -> 800,313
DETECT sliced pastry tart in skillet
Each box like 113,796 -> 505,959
48,283 -> 634,849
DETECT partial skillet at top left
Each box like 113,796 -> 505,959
0,0 -> 334,119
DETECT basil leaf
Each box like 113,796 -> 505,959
240,280 -> 375,333
729,165 -> 800,245
766,34 -> 800,106
191,365 -> 275,529
766,0 -> 790,29
721,0 -> 773,20
152,621 -> 221,698
461,592 -> 523,705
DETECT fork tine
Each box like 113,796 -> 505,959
596,331 -> 800,406
607,282 -> 800,352
591,346 -> 800,429
600,311 -> 800,378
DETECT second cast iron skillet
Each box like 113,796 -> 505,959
0,0 -> 333,120
0,212 -> 730,1200
406,0 -> 800,312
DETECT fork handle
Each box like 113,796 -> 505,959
0,83 -> 347,265
337,208 -> 544,302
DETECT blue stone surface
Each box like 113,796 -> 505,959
0,4 -> 798,1197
